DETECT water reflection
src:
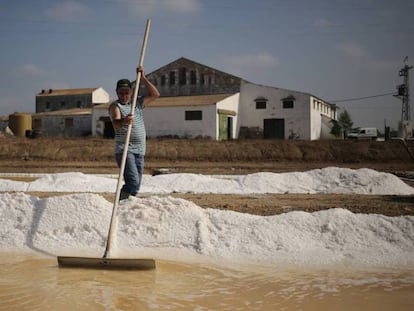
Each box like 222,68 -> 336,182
0,253 -> 413,310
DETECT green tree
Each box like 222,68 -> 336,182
338,109 -> 353,132
330,109 -> 354,138
330,119 -> 341,137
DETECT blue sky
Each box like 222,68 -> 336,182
0,0 -> 413,131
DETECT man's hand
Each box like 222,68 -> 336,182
124,114 -> 134,125
136,66 -> 145,76
136,65 -> 160,107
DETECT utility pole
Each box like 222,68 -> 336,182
395,56 -> 413,138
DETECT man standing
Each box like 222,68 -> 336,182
109,66 -> 160,200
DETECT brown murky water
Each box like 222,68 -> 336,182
0,253 -> 413,311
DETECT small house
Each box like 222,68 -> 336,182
92,93 -> 239,140
239,81 -> 337,140
32,108 -> 92,137
144,93 -> 239,140
36,87 -> 109,113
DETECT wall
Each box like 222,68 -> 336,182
92,105 -> 110,137
320,115 -> 337,139
92,88 -> 110,104
33,115 -> 91,137
35,88 -> 110,113
239,81 -> 312,140
92,94 -> 239,140
144,105 -> 217,138
0,121 -> 7,132
310,96 -> 337,140
36,92 -> 92,113
215,93 -> 239,140
146,57 -> 242,97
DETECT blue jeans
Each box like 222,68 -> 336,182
115,152 -> 145,196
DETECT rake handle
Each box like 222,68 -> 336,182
104,19 -> 151,259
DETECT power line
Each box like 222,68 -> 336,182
330,92 -> 396,103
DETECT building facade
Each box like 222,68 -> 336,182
144,93 -> 239,140
36,87 -> 109,113
145,57 -> 242,97
92,93 -> 239,140
25,57 -> 336,140
238,81 -> 336,140
32,108 -> 92,137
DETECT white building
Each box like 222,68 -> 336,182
36,87 -> 109,113
92,81 -> 336,141
92,93 -> 239,140
140,58 -> 336,140
144,93 -> 239,140
32,87 -> 110,137
238,81 -> 336,140
29,57 -> 337,140
32,108 -> 92,137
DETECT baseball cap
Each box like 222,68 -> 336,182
116,79 -> 132,90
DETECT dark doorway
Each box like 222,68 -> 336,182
219,114 -> 234,140
263,118 -> 285,139
103,118 -> 114,138
227,117 -> 233,140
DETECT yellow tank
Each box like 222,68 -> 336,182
8,113 -> 32,138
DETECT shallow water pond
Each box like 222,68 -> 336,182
0,253 -> 413,310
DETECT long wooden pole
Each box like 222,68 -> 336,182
103,19 -> 151,259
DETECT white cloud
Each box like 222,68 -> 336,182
314,18 -> 334,28
337,42 -> 366,59
19,64 -> 48,77
44,1 -> 91,21
115,0 -> 201,17
222,52 -> 279,77
10,64 -> 49,80
160,0 -> 201,12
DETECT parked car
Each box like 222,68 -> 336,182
347,127 -> 378,140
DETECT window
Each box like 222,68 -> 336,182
256,101 -> 266,109
254,97 -> 268,109
65,118 -> 74,128
185,110 -> 202,120
33,119 -> 42,129
281,95 -> 295,109
200,74 -> 205,85
190,70 -> 197,85
77,101 -> 82,108
169,71 -> 176,86
179,68 -> 186,85
283,100 -> 294,109
46,102 -> 50,110
61,101 -> 66,108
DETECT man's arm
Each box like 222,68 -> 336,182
137,67 -> 160,107
109,103 -> 133,129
